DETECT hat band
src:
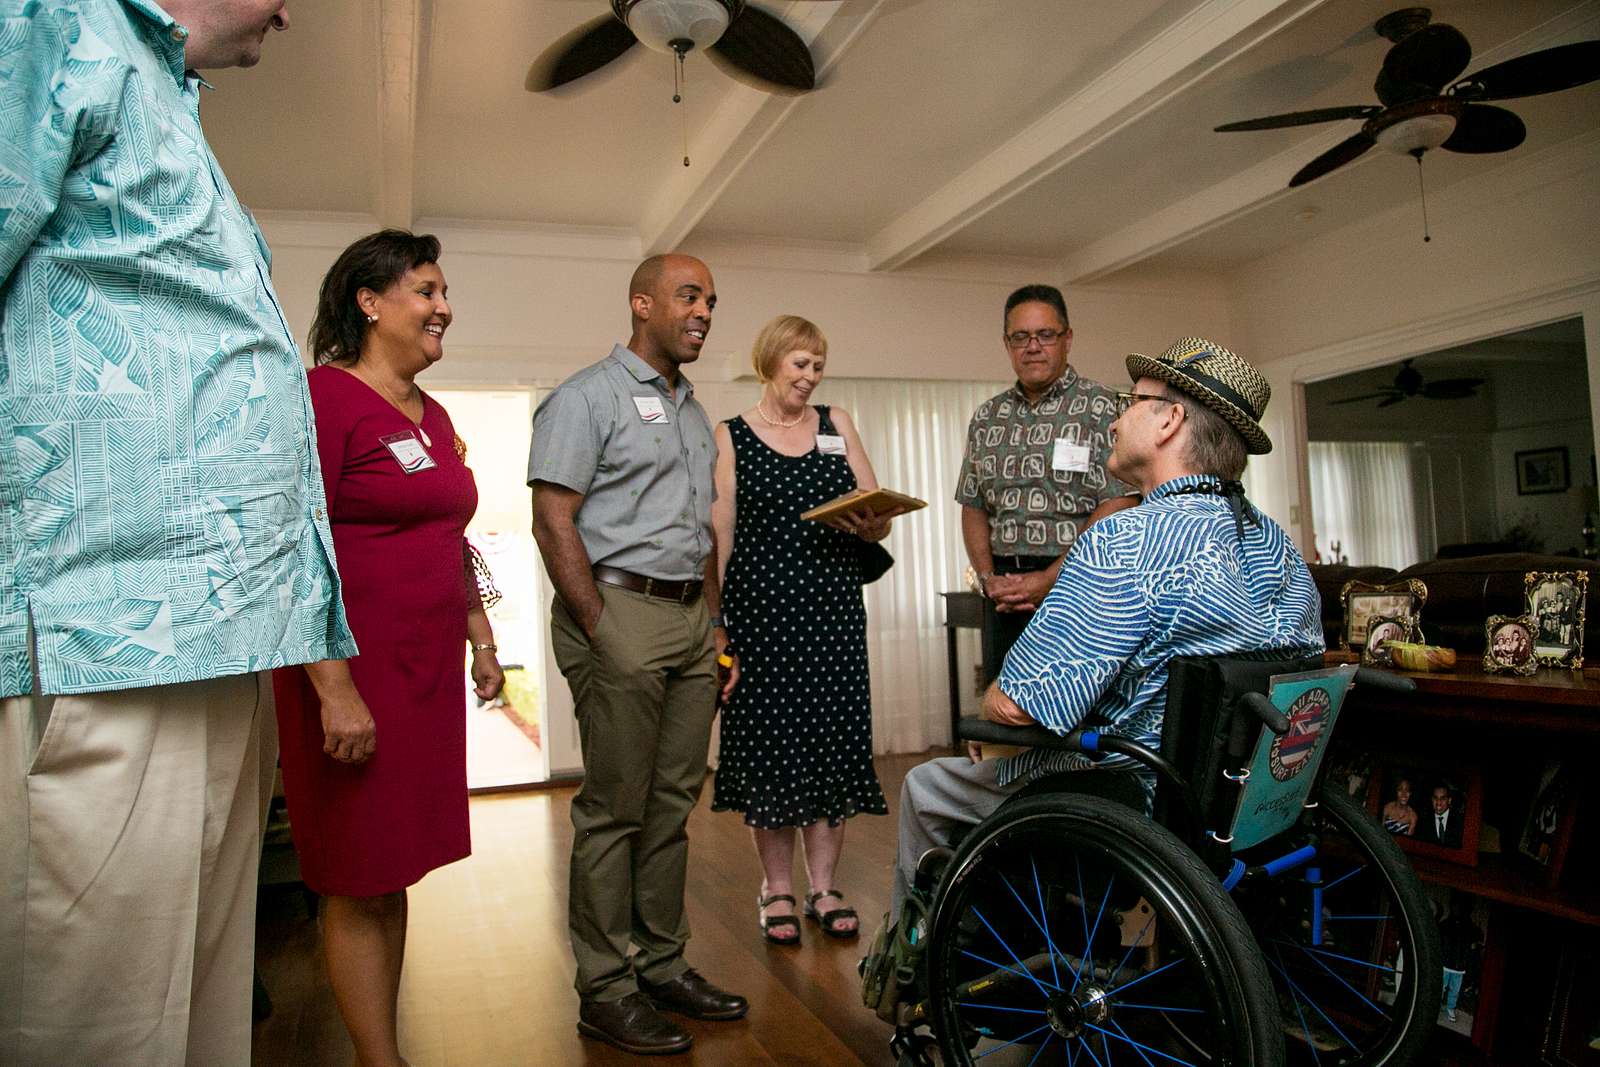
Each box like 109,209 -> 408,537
1171,364 -> 1260,422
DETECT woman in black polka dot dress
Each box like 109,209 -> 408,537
711,315 -> 894,944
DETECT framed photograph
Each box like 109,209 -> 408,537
1527,571 -> 1589,668
1361,612 -> 1416,667
1541,943 -> 1600,1066
1420,884 -> 1498,1045
1366,759 -> 1483,866
1483,613 -> 1539,676
1517,760 -> 1580,888
1341,578 -> 1428,651
1517,446 -> 1571,495
1324,744 -> 1374,802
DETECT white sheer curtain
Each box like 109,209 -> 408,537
814,379 -> 1010,754
1307,440 -> 1423,568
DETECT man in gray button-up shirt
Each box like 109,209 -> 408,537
529,254 -> 746,1056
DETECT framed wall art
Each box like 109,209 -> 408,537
1340,578 -> 1428,651
1527,571 -> 1588,668
1517,446 -> 1571,495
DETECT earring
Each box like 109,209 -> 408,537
366,314 -> 378,323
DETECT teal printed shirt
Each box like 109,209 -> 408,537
0,0 -> 357,696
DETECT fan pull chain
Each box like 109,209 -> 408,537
673,49 -> 690,167
1414,151 -> 1431,243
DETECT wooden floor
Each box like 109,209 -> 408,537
252,753 -> 928,1067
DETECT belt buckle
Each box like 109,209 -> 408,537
680,583 -> 693,604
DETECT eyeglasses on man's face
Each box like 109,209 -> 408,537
1114,391 -> 1176,417
1003,328 -> 1067,349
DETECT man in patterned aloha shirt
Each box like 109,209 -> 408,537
0,3 -> 356,1063
956,284 -> 1137,684
895,338 -> 1323,915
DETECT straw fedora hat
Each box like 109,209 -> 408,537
1125,337 -> 1272,455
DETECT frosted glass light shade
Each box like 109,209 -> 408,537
625,0 -> 731,54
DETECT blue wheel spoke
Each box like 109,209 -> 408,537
1286,939 -> 1392,1019
1267,940 -> 1356,1049
1084,1021 -> 1201,1066
973,1023 -> 1054,1060
1112,1003 -> 1205,1014
1075,855 -> 1094,989
999,867 -> 1067,989
971,905 -> 1062,997
1106,955 -> 1186,1000
1282,941 -> 1396,973
959,1002 -> 1048,1015
1033,859 -> 1064,989
1111,1019 -> 1158,1067
1083,872 -> 1116,985
1319,865 -> 1362,893
1271,943 -> 1326,1065
1077,1035 -> 1107,1067
959,947 -> 1061,997
1106,907 -> 1158,989
1024,1032 -> 1058,1067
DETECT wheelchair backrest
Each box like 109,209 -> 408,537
1159,653 -> 1328,845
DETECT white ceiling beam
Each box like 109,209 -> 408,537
375,0 -> 422,230
863,0 -> 1334,272
638,0 -> 885,256
1061,4 -> 1600,283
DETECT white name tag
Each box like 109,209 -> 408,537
816,433 -> 847,455
1053,439 -> 1091,473
380,431 -> 437,474
632,396 -> 669,424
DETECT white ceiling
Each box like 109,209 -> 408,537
203,0 -> 1600,280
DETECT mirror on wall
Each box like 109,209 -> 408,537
1303,319 -> 1592,570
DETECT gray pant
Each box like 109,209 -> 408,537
550,584 -> 718,1002
892,756 -> 1021,919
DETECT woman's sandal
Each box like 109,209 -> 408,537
759,893 -> 801,945
803,890 -> 860,940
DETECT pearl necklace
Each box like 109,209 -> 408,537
757,399 -> 806,429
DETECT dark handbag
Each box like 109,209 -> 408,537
859,539 -> 894,584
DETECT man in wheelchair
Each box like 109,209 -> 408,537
892,337 -> 1323,917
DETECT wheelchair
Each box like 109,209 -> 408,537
873,654 -> 1441,1067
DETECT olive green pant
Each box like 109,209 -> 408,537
551,584 -> 718,1002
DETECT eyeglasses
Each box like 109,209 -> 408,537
1004,328 -> 1067,349
1114,391 -> 1177,416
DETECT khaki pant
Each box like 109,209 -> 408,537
0,673 -> 277,1067
551,584 -> 717,1002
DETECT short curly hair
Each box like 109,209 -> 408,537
308,229 -> 441,365
750,314 -> 827,382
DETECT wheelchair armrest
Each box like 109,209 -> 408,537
957,716 -> 1087,750
1355,667 -> 1417,693
1238,692 -> 1290,735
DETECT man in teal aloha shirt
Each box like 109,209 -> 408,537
0,1 -> 356,1063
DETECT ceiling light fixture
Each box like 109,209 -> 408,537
619,0 -> 732,54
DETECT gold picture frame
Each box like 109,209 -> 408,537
1341,578 -> 1428,651
1525,571 -> 1588,669
1361,612 -> 1417,667
1483,613 -> 1538,676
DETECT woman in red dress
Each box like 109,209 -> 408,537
274,230 -> 503,1067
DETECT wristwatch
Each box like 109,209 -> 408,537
471,642 -> 497,654
977,573 -> 996,598
710,614 -> 726,629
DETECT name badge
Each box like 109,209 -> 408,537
816,433 -> 847,455
1052,439 -> 1091,473
380,431 -> 437,474
632,396 -> 669,424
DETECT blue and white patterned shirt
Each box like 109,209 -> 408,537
996,475 -> 1324,788
0,0 -> 356,696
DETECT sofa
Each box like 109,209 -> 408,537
1309,553 -> 1600,657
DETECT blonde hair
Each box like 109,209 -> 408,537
751,315 -> 828,382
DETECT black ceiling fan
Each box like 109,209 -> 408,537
1214,7 -> 1600,187
526,0 -> 814,95
1330,359 -> 1485,407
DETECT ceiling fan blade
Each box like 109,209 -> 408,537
1450,41 -> 1600,102
1441,104 -> 1526,154
708,3 -> 814,93
1214,106 -> 1379,132
1288,131 -> 1375,187
1329,391 -> 1401,405
1376,394 -> 1409,408
1382,23 -> 1472,94
1421,377 -> 1486,400
526,14 -> 637,92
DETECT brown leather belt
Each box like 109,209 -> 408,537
593,564 -> 703,604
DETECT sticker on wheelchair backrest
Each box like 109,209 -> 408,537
1225,664 -> 1357,851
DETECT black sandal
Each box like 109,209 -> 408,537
804,890 -> 860,940
758,893 -> 801,945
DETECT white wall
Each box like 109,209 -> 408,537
1225,134 -> 1600,551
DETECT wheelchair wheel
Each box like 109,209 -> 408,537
1233,788 -> 1442,1066
924,793 -> 1282,1066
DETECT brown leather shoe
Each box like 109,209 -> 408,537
577,992 -> 692,1055
639,968 -> 749,1021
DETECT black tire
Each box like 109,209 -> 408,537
923,793 -> 1283,1066
1234,787 -> 1442,1066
